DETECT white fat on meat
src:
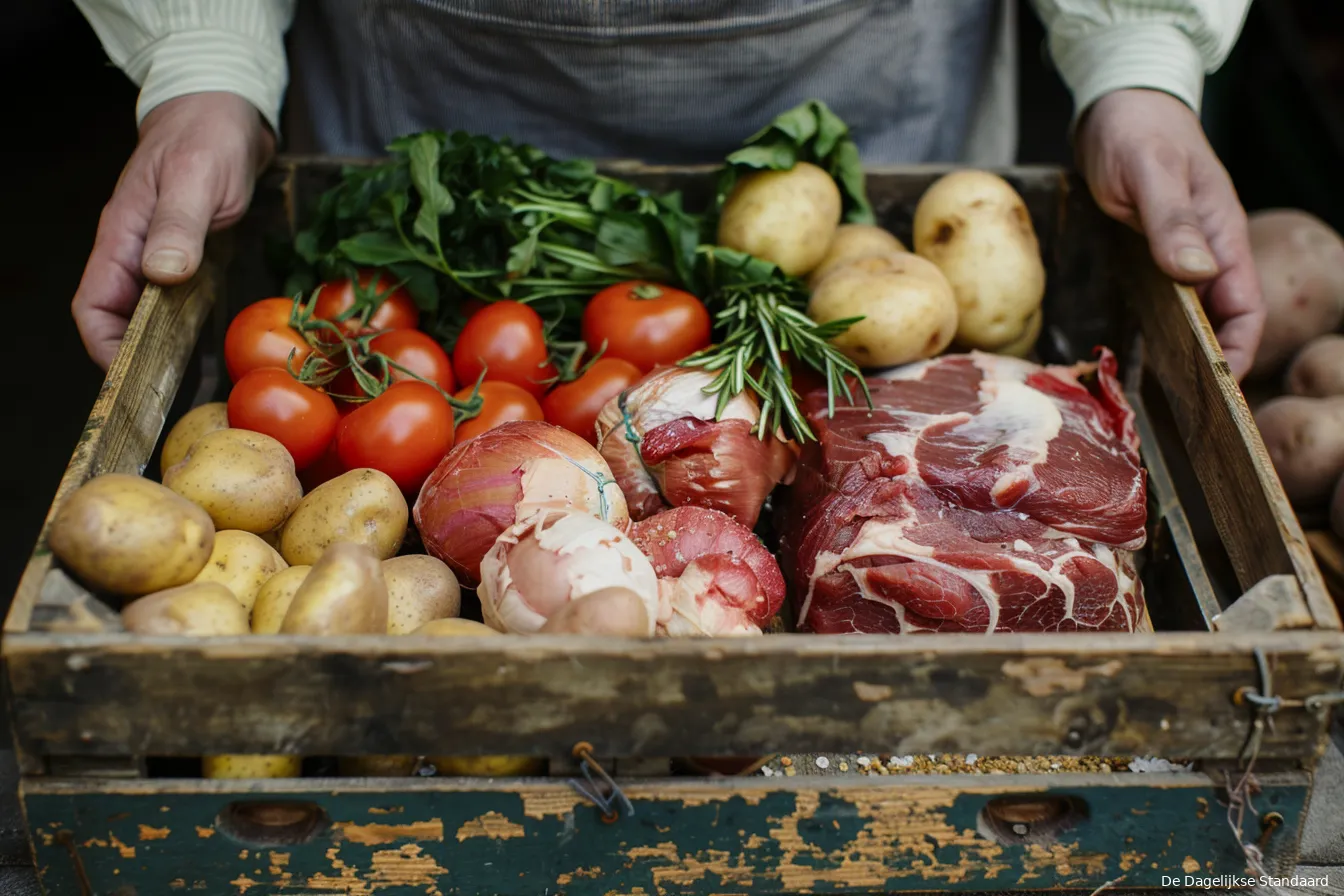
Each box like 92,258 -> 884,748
801,513 -> 1122,633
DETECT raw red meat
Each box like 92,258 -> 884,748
778,349 -> 1148,634
630,506 -> 786,636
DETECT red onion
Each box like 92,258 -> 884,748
479,509 -> 660,635
630,506 -> 787,636
413,421 -> 628,585
595,367 -> 796,528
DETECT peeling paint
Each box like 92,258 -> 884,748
1001,658 -> 1124,696
230,874 -> 259,894
195,826 -> 215,839
108,832 -> 135,859
367,806 -> 404,816
138,824 -> 171,841
1183,856 -> 1200,873
456,811 -> 526,842
332,819 -> 445,846
1195,798 -> 1209,819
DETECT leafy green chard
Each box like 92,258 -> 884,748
284,102 -> 875,443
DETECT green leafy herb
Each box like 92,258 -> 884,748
717,99 -> 875,225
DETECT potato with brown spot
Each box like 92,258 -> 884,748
251,565 -> 310,634
160,402 -> 230,475
191,530 -> 287,613
1285,334 -> 1344,398
163,429 -> 303,533
280,468 -> 407,566
280,542 -> 389,635
1254,395 -> 1344,506
717,162 -> 841,276
913,170 -> 1046,351
48,473 -> 215,597
384,554 -> 461,634
121,582 -> 249,635
1248,209 -> 1344,378
807,252 -> 958,368
807,224 -> 907,287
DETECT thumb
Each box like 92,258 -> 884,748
141,154 -> 218,284
1131,156 -> 1221,284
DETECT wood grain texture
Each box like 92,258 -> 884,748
21,771 -> 1311,895
4,268 -> 217,636
5,631 -> 1341,761
1121,231 -> 1341,633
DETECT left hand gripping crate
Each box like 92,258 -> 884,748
5,158 -> 1343,895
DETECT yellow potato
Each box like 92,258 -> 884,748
338,756 -> 419,777
538,587 -> 652,636
411,618 -> 501,637
160,402 -> 230,476
807,224 -> 907,287
428,756 -> 547,777
192,530 -> 287,613
996,307 -> 1044,359
280,468 -> 408,566
251,565 -> 311,634
384,554 -> 462,635
807,253 -> 958,368
48,473 -> 214,597
913,170 -> 1046,350
163,428 -> 303,534
121,582 -> 249,635
408,615 -> 541,776
280,542 -> 389,635
717,162 -> 842,276
203,755 -> 301,779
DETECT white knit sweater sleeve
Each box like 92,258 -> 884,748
72,0 -> 296,132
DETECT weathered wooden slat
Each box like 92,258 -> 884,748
4,267 -> 217,637
22,771 -> 1311,895
5,631 -> 1341,761
1212,574 -> 1315,632
1121,231 -> 1341,632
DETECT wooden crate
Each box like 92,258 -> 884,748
5,159 -> 1343,895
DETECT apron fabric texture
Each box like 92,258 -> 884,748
284,0 -> 1016,165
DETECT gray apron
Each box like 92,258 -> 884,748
284,0 -> 1010,165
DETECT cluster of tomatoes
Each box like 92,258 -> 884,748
222,270 -> 714,496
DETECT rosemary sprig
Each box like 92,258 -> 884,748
680,276 -> 870,442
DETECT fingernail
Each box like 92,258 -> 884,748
1176,247 -> 1218,277
146,249 -> 189,275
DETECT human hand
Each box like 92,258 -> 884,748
73,92 -> 274,369
1076,88 -> 1264,380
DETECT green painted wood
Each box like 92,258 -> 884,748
23,772 -> 1309,895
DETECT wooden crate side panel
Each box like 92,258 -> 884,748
4,269 -> 218,637
22,773 -> 1309,895
1123,234 -> 1340,632
6,632 -> 1341,761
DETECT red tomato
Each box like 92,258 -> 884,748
311,269 -> 420,337
335,381 -> 455,494
542,358 -> 643,444
453,381 -> 544,443
329,329 -> 455,400
451,301 -> 556,397
224,298 -> 314,383
227,368 -> 340,470
582,281 -> 712,373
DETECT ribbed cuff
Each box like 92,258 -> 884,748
1052,21 -> 1205,125
132,28 -> 287,135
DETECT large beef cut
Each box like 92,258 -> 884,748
778,349 -> 1148,634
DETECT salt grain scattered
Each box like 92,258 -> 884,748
891,756 -> 915,768
1128,756 -> 1193,773
965,754 -> 978,765
857,757 -> 871,767
815,756 -> 830,769
761,766 -> 773,776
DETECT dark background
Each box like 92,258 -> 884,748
0,0 -> 1341,889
